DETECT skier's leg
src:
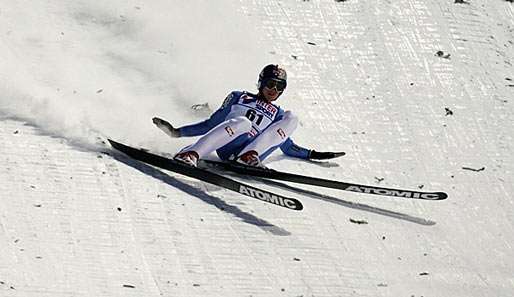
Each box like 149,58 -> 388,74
236,111 -> 298,165
175,116 -> 252,165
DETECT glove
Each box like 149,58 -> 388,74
309,150 -> 345,160
152,117 -> 181,138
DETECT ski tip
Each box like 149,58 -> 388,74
422,192 -> 447,200
436,192 -> 448,200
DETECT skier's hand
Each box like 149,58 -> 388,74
309,150 -> 345,160
152,117 -> 181,138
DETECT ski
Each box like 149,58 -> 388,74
107,139 -> 303,211
201,160 -> 448,200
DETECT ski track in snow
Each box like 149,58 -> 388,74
1,0 -> 513,296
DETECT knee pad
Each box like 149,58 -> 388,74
281,111 -> 299,131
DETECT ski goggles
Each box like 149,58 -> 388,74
264,79 -> 287,92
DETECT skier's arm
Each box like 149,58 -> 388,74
178,92 -> 239,136
274,109 -> 345,160
177,107 -> 230,137
279,138 -> 311,159
152,117 -> 180,137
154,92 -> 238,138
280,138 -> 345,160
153,114 -> 225,138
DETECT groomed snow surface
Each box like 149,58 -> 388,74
1,1 -> 513,296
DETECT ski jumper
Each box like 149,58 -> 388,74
177,91 -> 311,161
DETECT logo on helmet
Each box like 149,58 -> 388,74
273,67 -> 287,81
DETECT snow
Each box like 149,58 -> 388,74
0,0 -> 513,296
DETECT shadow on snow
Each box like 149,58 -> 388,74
111,152 -> 292,236
237,176 -> 436,226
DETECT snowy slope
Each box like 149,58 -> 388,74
1,0 -> 513,296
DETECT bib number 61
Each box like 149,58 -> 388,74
245,109 -> 264,125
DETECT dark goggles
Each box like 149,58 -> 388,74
264,79 -> 287,92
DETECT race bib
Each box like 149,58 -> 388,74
227,93 -> 279,135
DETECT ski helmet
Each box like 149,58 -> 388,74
257,64 -> 287,92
